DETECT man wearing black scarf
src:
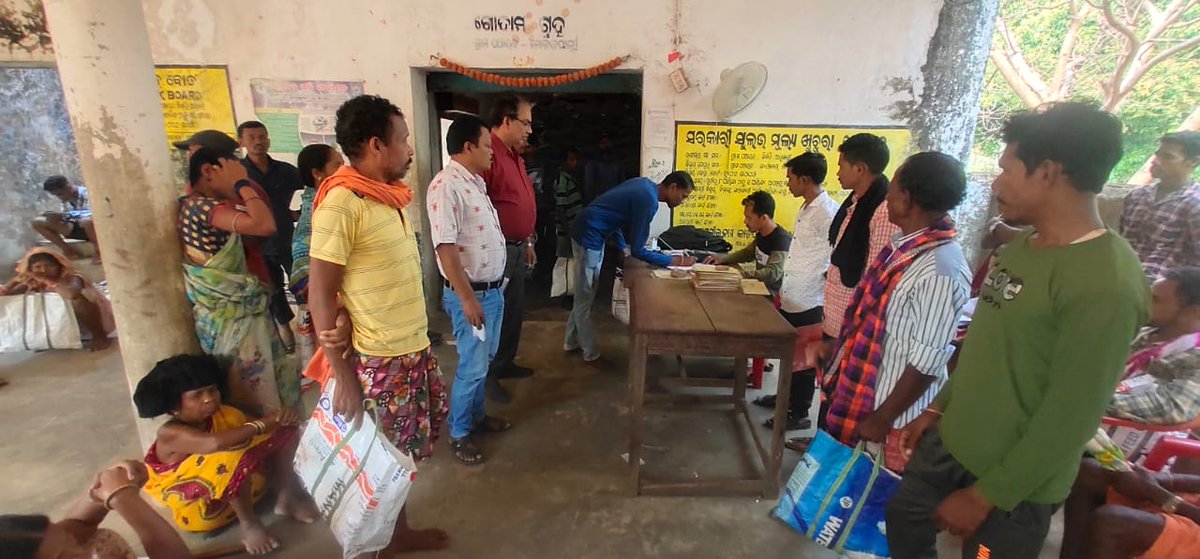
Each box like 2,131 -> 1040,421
805,134 -> 899,437
824,134 -> 899,335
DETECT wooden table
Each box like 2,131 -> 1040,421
624,261 -> 796,497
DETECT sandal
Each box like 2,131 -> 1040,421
785,436 -> 813,453
474,415 -> 512,434
450,437 -> 485,466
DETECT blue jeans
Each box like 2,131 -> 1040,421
443,286 -> 505,439
564,240 -> 605,361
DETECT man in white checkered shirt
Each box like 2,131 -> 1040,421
427,115 -> 512,466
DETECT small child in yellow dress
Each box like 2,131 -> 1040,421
133,354 -> 319,555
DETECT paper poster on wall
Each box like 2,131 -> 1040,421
249,79 -> 365,154
155,66 -> 236,147
673,122 -> 910,245
645,108 -> 674,149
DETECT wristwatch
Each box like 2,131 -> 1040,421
1162,494 -> 1186,514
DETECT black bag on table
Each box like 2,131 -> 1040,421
656,225 -> 733,254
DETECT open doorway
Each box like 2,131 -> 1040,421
424,71 -> 643,314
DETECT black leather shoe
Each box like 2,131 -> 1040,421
496,364 -> 534,380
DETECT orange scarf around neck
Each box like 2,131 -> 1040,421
313,165 -> 413,211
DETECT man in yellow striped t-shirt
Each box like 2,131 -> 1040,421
308,95 -> 449,554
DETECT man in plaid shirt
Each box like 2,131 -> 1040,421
1107,267 -> 1200,425
1120,131 -> 1200,281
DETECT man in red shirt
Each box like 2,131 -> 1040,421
481,94 -> 537,402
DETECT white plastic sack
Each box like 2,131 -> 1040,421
0,293 -> 83,352
550,257 -> 577,298
612,275 -> 630,325
295,380 -> 417,559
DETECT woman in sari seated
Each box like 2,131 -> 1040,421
133,354 -> 318,556
0,248 -> 114,351
179,147 -> 298,414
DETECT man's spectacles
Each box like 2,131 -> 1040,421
511,117 -> 533,129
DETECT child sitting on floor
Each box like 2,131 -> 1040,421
132,354 -> 319,556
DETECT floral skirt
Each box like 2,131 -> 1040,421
356,347 -> 448,461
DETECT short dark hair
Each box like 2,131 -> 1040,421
42,175 -> 69,192
237,120 -> 266,138
188,146 -> 238,185
1001,102 -> 1123,194
785,152 -> 827,185
838,133 -> 890,175
742,190 -> 776,219
297,144 -> 338,189
662,170 -> 694,192
1161,131 -> 1200,160
446,115 -> 489,156
1164,267 -> 1200,307
894,151 -> 967,213
0,514 -> 50,559
335,95 -> 404,160
488,93 -> 531,128
133,354 -> 228,418
564,146 -> 580,159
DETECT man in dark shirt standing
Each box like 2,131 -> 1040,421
704,190 -> 793,293
481,94 -> 537,402
239,120 -> 304,350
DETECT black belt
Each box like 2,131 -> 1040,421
444,278 -> 503,292
506,239 -> 526,247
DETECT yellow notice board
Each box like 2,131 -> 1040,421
155,66 -> 237,147
674,123 -> 911,245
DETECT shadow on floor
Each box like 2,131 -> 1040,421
0,277 -> 1062,558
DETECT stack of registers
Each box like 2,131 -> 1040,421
691,264 -> 743,292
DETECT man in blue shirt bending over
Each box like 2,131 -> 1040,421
565,171 -> 697,364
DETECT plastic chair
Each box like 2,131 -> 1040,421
1101,415 -> 1200,471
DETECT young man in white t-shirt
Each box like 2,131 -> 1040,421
752,152 -> 840,439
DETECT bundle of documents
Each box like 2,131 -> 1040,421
691,264 -> 742,291
741,279 -> 771,296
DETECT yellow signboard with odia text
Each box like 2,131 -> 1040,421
155,66 -> 237,147
673,123 -> 911,246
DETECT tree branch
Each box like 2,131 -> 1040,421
1115,33 -> 1200,108
1105,0 -> 1200,110
990,14 -> 1049,108
1094,0 -> 1144,105
1091,0 -> 1140,43
1051,1 -> 1092,97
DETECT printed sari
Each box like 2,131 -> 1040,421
182,233 -> 299,414
144,405 -> 296,532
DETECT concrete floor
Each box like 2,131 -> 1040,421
0,281 -> 1065,558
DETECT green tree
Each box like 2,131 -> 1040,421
973,0 -> 1200,181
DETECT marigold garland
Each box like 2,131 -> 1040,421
437,56 -> 626,88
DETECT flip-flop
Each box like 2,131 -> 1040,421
474,415 -> 512,434
450,437 -> 485,466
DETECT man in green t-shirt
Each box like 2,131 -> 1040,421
885,103 -> 1151,559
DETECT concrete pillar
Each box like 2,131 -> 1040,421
42,0 -> 200,448
910,0 -> 1001,268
